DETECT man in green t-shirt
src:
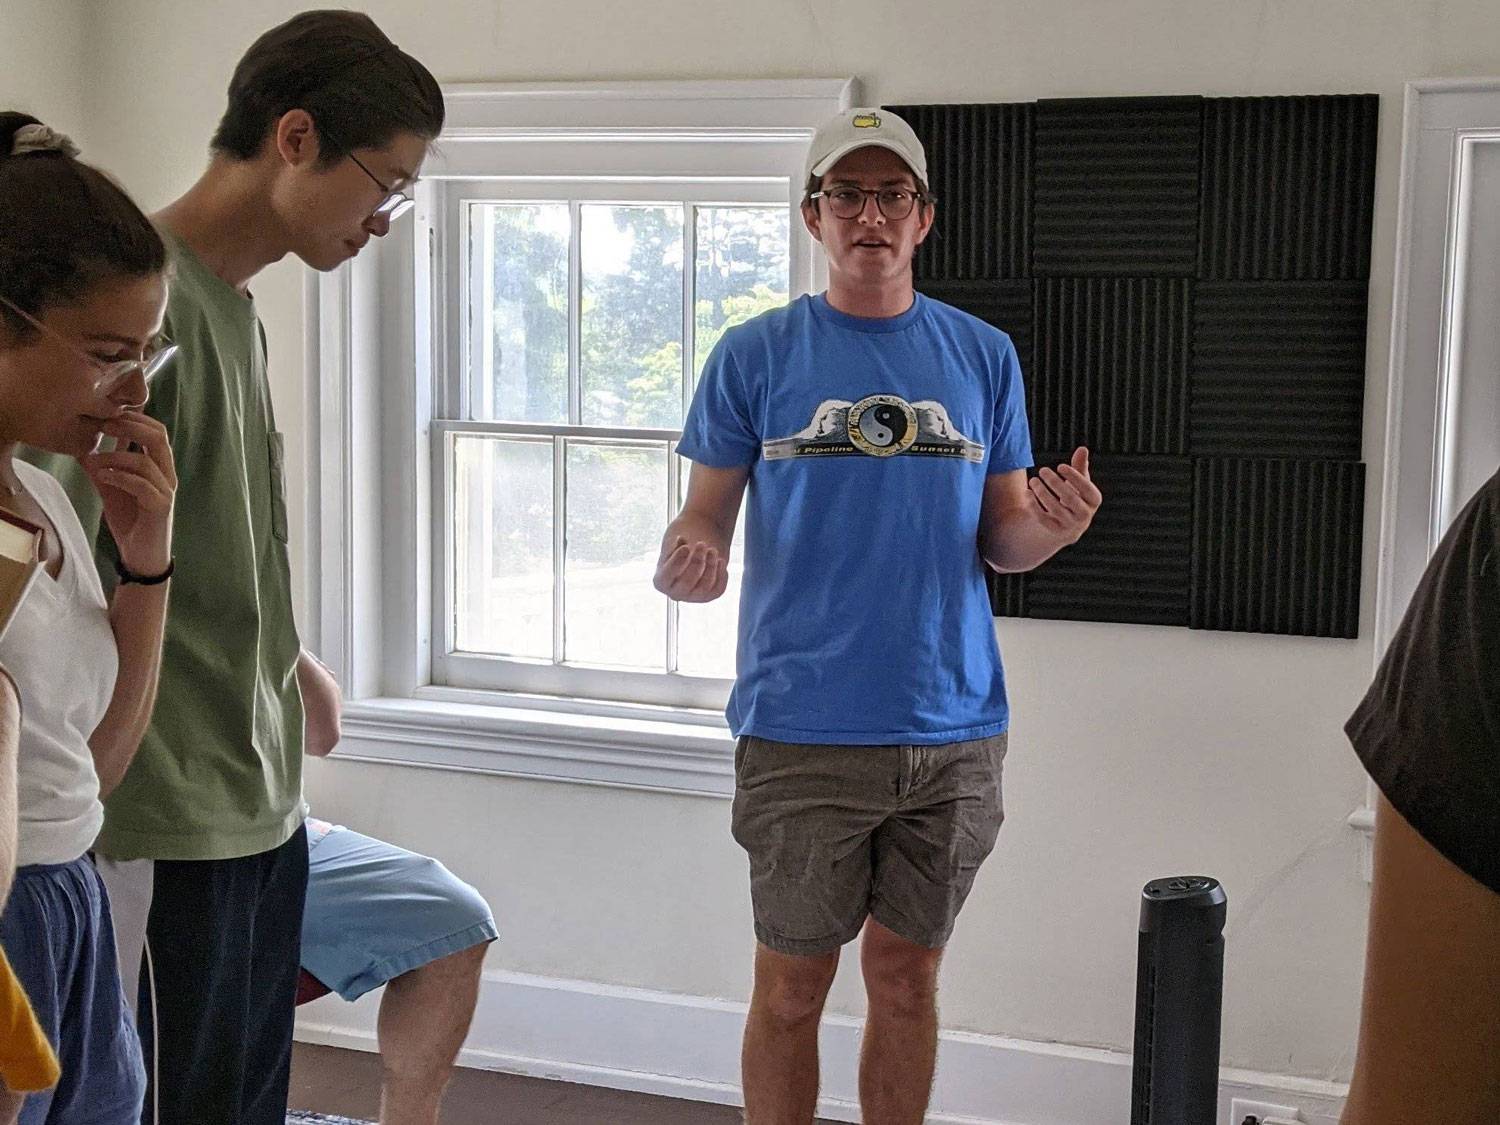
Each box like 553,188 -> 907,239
38,13 -> 447,1124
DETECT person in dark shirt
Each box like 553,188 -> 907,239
1340,467 -> 1500,1124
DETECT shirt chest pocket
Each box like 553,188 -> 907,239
267,431 -> 289,543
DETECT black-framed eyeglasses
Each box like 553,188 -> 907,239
0,293 -> 177,398
810,186 -> 935,221
318,123 -> 416,221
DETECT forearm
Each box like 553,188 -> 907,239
0,668 -> 19,907
979,504 -> 1080,574
89,582 -> 169,796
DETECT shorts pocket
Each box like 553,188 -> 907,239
267,431 -> 289,543
734,735 -> 766,782
950,734 -> 1008,867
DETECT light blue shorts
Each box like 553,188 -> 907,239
301,819 -> 498,1001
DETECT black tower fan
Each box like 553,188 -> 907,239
1131,876 -> 1228,1124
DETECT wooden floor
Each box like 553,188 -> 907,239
289,1042 -> 839,1124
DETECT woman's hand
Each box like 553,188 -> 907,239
83,412 -> 176,576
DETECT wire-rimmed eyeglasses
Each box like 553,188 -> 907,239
318,122 -> 416,221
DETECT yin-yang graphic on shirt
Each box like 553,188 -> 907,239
848,396 -> 917,457
762,393 -> 985,462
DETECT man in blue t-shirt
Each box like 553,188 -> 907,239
656,107 -> 1103,1123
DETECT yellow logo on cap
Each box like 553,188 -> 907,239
852,113 -> 882,129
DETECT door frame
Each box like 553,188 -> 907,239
1353,78 -> 1500,853
1378,78 -> 1500,653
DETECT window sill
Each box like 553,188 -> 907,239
332,695 -> 736,797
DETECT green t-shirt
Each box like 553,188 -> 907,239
32,232 -> 306,860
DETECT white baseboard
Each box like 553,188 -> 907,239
294,970 -> 1348,1125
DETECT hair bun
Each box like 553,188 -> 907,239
9,122 -> 79,159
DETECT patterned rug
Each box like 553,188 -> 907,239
287,1114 -> 374,1125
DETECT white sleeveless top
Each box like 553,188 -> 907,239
2,461 -> 118,866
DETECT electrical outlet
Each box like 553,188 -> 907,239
1230,1098 -> 1303,1125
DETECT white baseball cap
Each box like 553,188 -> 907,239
804,107 -> 929,187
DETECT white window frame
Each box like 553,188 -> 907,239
304,79 -> 856,794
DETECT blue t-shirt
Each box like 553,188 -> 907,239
677,292 -> 1032,744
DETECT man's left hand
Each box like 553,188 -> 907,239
1028,446 -> 1102,545
297,651 -> 343,757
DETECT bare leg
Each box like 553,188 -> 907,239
375,942 -> 489,1125
857,919 -> 944,1125
741,942 -> 840,1124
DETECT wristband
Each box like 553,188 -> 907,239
115,557 -> 174,586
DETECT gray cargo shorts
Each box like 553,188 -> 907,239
730,731 -> 1008,956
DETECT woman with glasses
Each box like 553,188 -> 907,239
0,111 -> 178,1125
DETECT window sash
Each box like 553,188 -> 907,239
437,178 -> 790,422
430,180 -> 788,708
436,420 -> 733,709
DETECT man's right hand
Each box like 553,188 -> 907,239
653,535 -> 730,602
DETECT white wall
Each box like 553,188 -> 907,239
22,0 -> 1500,1083
0,0 -> 91,148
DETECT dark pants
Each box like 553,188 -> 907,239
136,825 -> 309,1125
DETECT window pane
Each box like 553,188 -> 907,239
674,463 -> 744,679
580,205 -> 684,430
453,435 -> 553,658
675,206 -> 786,676
694,206 -> 790,379
469,203 -> 569,424
565,443 -> 668,668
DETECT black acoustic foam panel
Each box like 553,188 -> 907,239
1200,96 -> 1380,280
1034,278 -> 1193,456
887,94 -> 1376,638
1191,281 -> 1368,460
1033,96 -> 1204,277
1027,454 -> 1193,627
1191,459 -> 1365,637
904,103 -> 1033,280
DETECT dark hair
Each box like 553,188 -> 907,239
0,112 -> 167,339
211,10 -> 445,167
